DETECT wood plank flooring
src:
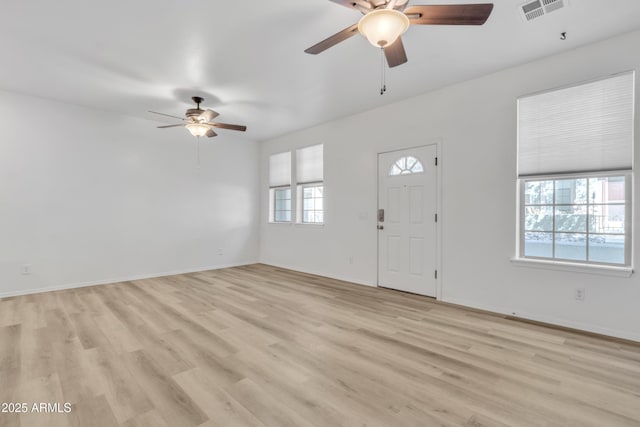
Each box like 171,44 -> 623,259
1,264 -> 639,427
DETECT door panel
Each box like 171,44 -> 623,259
387,187 -> 401,223
409,238 -> 424,275
409,186 -> 424,224
387,236 -> 401,272
378,145 -> 437,297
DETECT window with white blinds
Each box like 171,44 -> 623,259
296,144 -> 324,224
296,144 -> 323,184
269,152 -> 292,223
517,71 -> 634,177
516,71 -> 635,268
269,152 -> 291,187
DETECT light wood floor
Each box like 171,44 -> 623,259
1,264 -> 639,427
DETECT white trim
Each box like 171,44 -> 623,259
0,261 -> 257,299
294,223 -> 325,228
443,295 -> 640,343
510,257 -> 633,277
435,139 -> 443,302
517,172 -> 632,267
260,262 -> 376,288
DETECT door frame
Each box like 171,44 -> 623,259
376,140 -> 443,300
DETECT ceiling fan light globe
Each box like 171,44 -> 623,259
186,123 -> 209,137
358,9 -> 410,48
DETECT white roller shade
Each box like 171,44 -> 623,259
269,152 -> 291,187
296,144 -> 323,184
518,72 -> 634,177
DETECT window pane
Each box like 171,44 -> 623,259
275,188 -> 291,200
275,211 -> 291,222
389,157 -> 424,176
588,235 -> 625,264
303,199 -> 313,210
589,205 -> 625,234
524,232 -> 553,258
555,206 -> 587,233
589,176 -> 625,204
525,180 -> 553,205
301,184 -> 324,224
273,187 -> 291,222
524,206 -> 553,231
555,233 -> 586,261
555,179 -> 587,204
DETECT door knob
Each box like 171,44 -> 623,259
377,225 -> 384,230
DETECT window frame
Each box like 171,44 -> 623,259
298,182 -> 324,225
518,170 -> 632,268
270,186 -> 292,223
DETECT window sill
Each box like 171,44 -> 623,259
295,222 -> 324,228
268,221 -> 293,225
510,257 -> 633,277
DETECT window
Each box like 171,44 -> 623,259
517,72 -> 634,267
301,184 -> 323,223
273,187 -> 291,222
522,174 -> 630,264
389,156 -> 424,175
269,152 -> 291,223
296,144 -> 324,224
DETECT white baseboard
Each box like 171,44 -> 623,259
442,296 -> 640,343
0,260 -> 257,299
259,261 -> 377,288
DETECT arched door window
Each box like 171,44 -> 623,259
389,156 -> 424,176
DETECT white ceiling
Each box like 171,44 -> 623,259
2,0 -> 640,141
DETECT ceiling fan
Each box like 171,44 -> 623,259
305,0 -> 494,68
149,97 -> 247,138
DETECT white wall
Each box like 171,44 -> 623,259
259,29 -> 640,341
0,91 -> 260,297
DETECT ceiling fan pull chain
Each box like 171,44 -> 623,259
380,47 -> 387,95
197,136 -> 201,166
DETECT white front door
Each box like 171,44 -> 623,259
377,145 -> 437,297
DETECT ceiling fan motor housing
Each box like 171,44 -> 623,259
370,0 -> 408,10
186,108 -> 204,118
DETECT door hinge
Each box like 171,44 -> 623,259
435,213 -> 438,222
435,270 -> 438,279
435,157 -> 438,166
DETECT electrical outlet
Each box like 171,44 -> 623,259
217,248 -> 223,256
575,288 -> 586,301
22,264 -> 32,275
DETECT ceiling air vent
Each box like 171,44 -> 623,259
520,0 -> 567,22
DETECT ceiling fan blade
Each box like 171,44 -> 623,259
384,37 -> 408,68
157,124 -> 185,129
148,111 -> 186,121
405,3 -> 494,25
330,0 -> 372,12
199,109 -> 219,122
208,122 -> 247,132
206,129 -> 218,138
305,23 -> 359,55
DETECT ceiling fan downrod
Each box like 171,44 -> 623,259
192,96 -> 204,110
